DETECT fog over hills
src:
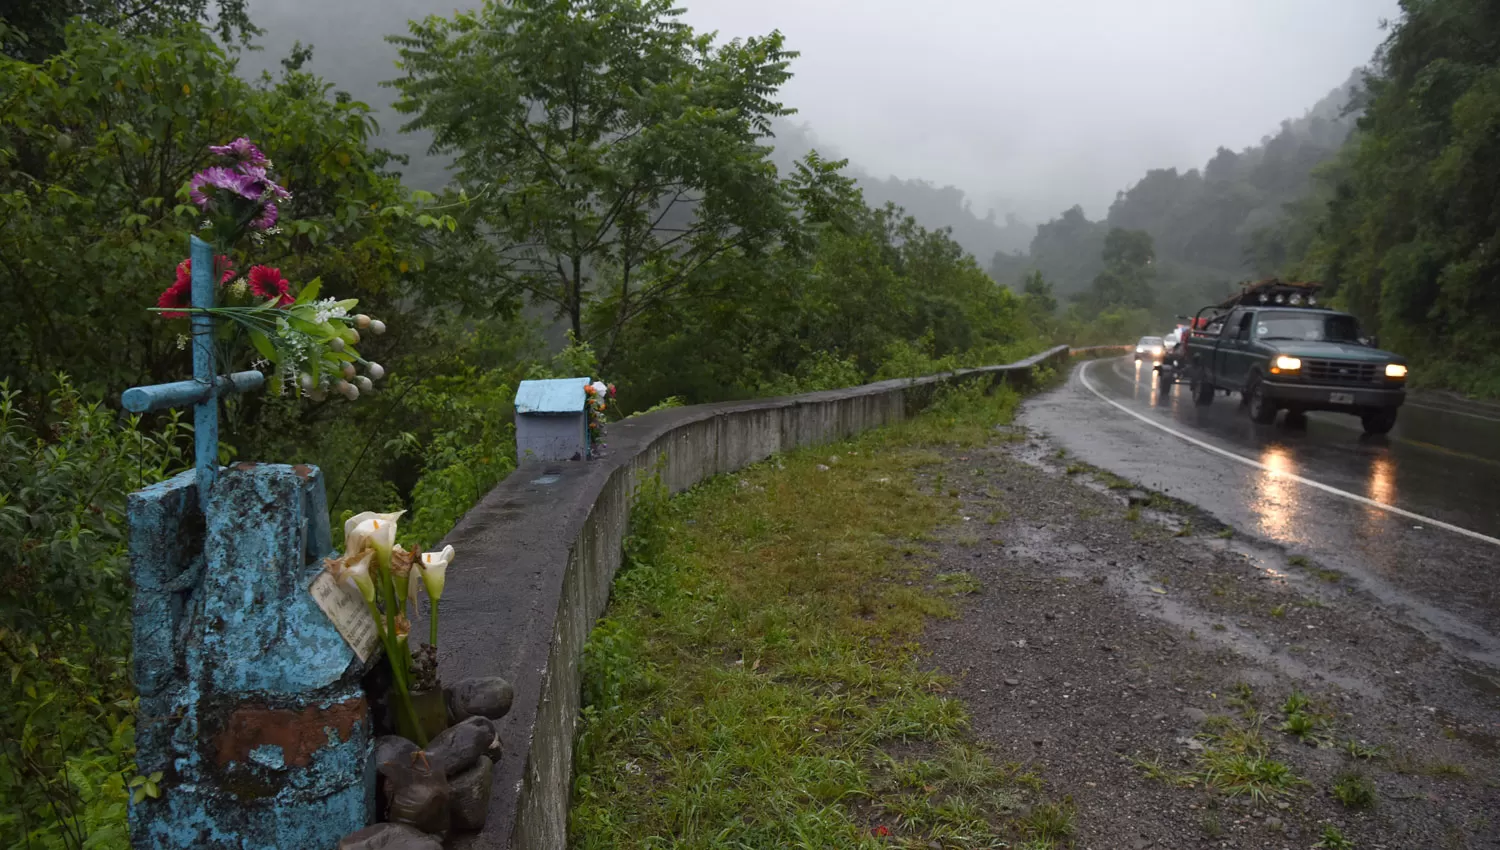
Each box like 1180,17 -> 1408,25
236,0 -> 1395,266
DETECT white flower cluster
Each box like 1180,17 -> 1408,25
312,297 -> 349,325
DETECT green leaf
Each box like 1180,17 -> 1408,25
247,330 -> 277,363
294,277 -> 323,305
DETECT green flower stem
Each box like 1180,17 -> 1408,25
429,598 -> 439,653
374,547 -> 427,746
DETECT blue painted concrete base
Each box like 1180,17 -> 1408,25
128,464 -> 374,849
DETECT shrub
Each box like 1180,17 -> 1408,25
0,377 -> 187,849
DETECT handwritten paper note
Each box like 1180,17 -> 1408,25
310,571 -> 379,662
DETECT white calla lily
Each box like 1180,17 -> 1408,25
342,549 -> 377,604
420,545 -> 454,601
344,510 -> 406,557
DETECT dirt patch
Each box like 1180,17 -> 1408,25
919,429 -> 1500,848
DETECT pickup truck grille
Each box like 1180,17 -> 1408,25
1304,359 -> 1380,385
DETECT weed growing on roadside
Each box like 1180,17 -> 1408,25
1200,811 -> 1224,838
1393,754 -> 1470,779
1288,555 -> 1311,567
1314,824 -> 1355,849
1216,528 -> 1234,539
1331,771 -> 1377,809
1125,505 -> 1141,522
1271,604 -> 1286,618
1022,799 -> 1076,843
936,572 -> 982,595
1343,738 -> 1386,760
1228,682 -> 1258,715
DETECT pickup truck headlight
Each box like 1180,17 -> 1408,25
1272,355 -> 1302,372
1386,363 -> 1408,379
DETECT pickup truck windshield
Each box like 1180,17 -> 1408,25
1255,312 -> 1361,343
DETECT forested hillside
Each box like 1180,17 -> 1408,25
1264,0 -> 1500,397
989,71 -> 1363,340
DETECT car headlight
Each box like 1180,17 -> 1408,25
1272,355 -> 1302,372
1386,363 -> 1408,379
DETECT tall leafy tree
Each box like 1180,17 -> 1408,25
388,0 -> 797,357
1079,227 -> 1156,312
1,0 -> 256,61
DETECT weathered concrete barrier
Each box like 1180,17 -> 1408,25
436,345 -> 1070,849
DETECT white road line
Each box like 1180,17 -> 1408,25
1077,359 -> 1500,548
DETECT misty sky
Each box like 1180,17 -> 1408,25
242,0 -> 1401,222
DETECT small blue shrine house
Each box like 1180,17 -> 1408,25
514,377 -> 591,462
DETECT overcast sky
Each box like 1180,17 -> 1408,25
243,0 -> 1401,221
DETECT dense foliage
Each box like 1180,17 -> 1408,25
1266,0 -> 1500,396
0,381 -> 185,847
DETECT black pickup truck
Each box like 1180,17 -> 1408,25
1170,280 -> 1408,434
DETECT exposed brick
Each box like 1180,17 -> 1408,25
214,697 -> 366,768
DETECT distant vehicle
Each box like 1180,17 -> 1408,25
1161,279 -> 1407,434
1134,336 -> 1165,362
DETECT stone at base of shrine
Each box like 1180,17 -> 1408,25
448,756 -> 495,832
128,464 -> 373,849
337,822 -> 444,850
425,715 -> 498,777
446,675 -> 515,722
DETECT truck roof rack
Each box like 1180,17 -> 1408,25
1217,278 -> 1324,310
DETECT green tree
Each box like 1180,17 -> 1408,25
388,0 -> 797,358
1079,227 -> 1156,313
1,0 -> 257,61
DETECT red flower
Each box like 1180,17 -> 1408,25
608,383 -> 617,397
156,273 -> 192,319
157,255 -> 235,318
872,825 -> 891,837
247,265 -> 293,306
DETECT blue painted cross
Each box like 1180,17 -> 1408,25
123,235 -> 265,513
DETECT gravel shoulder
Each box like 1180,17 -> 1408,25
917,424 -> 1500,849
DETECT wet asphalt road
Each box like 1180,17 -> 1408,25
1020,355 -> 1500,679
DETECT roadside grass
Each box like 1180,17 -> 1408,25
570,381 -> 1074,848
1130,700 -> 1308,805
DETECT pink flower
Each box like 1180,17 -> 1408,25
209,137 -> 267,165
189,166 -> 258,208
251,202 -> 278,231
237,164 -> 291,202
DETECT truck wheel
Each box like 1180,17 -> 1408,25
1190,368 -> 1214,406
1156,366 -> 1173,396
1361,408 -> 1398,436
1247,377 -> 1278,424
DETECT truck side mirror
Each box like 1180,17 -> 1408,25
1360,336 -> 1379,348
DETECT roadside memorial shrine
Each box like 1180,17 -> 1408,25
514,377 -> 616,462
122,139 -> 511,848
